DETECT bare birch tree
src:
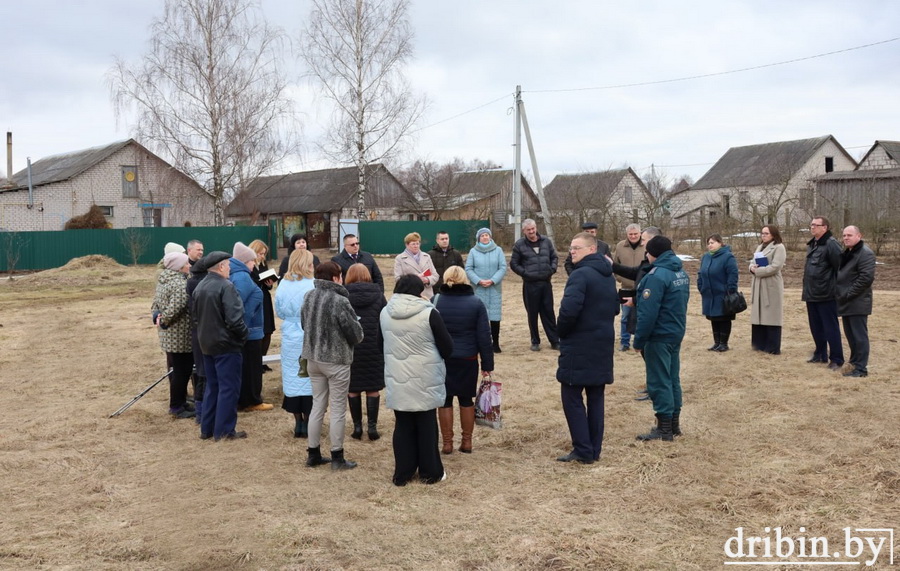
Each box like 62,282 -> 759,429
109,0 -> 299,225
301,0 -> 426,219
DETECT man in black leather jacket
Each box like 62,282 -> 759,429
802,216 -> 844,370
193,251 -> 249,441
510,219 -> 559,351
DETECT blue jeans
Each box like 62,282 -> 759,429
620,304 -> 632,347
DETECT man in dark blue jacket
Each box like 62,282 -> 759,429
802,216 -> 844,369
510,219 -> 559,351
837,226 -> 876,377
633,236 -> 689,442
555,232 -> 618,464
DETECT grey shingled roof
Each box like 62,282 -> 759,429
816,167 -> 900,181
4,140 -> 132,191
225,164 -> 401,216
691,135 -> 851,190
544,168 -> 646,210
858,140 -> 900,168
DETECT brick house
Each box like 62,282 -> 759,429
0,139 -> 213,230
672,135 -> 857,228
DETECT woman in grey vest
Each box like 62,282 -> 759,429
381,275 -> 454,485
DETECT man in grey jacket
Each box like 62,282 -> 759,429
837,226 -> 876,378
302,261 -> 365,470
802,215 -> 844,370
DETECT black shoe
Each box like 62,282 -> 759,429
620,345 -> 630,351
306,446 -> 331,467
827,362 -> 842,371
556,452 -> 594,464
807,356 -> 828,363
715,343 -> 729,352
216,431 -> 247,441
708,344 -> 720,351
492,345 -> 502,354
262,364 -> 273,372
200,432 -> 212,440
637,415 -> 674,442
842,369 -> 867,377
530,344 -> 540,351
634,393 -> 651,401
366,395 -> 381,441
351,423 -> 363,440
550,342 -> 560,351
331,449 -> 358,471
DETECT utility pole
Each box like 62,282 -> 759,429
512,86 -> 554,244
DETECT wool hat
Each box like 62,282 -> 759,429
164,242 -> 186,254
581,221 -> 598,230
200,251 -> 232,271
163,252 -> 189,271
232,242 -> 256,264
645,235 -> 672,258
476,227 -> 492,240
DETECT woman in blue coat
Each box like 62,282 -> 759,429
274,249 -> 317,437
434,266 -> 494,454
697,234 -> 739,352
465,227 -> 507,353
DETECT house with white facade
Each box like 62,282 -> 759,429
0,139 -> 213,230
672,135 -> 856,228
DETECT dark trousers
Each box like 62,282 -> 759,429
168,351 -> 194,409
751,324 -> 782,354
806,300 -> 844,365
644,341 -> 683,417
711,320 -> 732,345
560,383 -> 606,461
841,315 -> 869,373
201,352 -> 243,439
522,280 -> 558,345
392,410 -> 444,485
238,339 -> 264,408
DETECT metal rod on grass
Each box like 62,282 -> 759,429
109,368 -> 173,418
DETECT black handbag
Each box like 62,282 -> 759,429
723,291 -> 747,314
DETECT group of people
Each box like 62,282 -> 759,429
149,213 -> 876,478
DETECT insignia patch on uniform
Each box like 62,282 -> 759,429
642,289 -> 651,299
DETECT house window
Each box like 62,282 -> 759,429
825,157 -> 834,173
122,166 -> 139,197
417,214 -> 431,221
623,186 -> 633,204
98,205 -> 114,217
723,195 -> 731,217
142,208 -> 162,227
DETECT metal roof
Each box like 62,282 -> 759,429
544,168 -> 646,210
690,135 -> 853,190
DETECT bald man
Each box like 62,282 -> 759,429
836,226 -> 876,377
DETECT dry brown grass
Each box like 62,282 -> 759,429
0,253 -> 898,569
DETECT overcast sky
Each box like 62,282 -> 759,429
2,0 -> 898,186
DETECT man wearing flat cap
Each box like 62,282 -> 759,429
192,251 -> 250,441
632,236 -> 689,443
565,222 -> 610,275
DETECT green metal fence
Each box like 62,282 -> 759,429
0,226 -> 274,272
358,220 -> 490,255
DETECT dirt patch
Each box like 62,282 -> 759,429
1,253 -> 898,569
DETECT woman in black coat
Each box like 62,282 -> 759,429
249,240 -> 277,367
279,234 -> 320,279
345,263 -> 387,441
433,266 -> 494,454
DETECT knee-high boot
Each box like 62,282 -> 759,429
366,395 -> 381,441
490,321 -> 501,353
459,406 -> 475,453
293,413 -> 307,438
348,395 -> 363,440
438,407 -> 454,454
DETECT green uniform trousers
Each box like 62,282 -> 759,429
643,340 -> 683,417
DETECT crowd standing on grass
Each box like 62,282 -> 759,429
148,218 -> 876,479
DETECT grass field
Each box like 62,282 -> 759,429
0,253 -> 897,570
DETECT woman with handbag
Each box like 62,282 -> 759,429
749,225 -> 786,354
433,266 -> 494,454
382,275 -> 453,485
697,234 -> 739,352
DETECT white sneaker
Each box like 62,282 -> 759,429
440,471 -> 448,482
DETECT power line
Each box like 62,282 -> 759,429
411,92 -> 511,133
525,37 -> 899,94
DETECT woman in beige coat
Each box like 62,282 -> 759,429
394,232 -> 439,299
748,225 -> 786,354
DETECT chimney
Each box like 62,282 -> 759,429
6,132 -> 12,183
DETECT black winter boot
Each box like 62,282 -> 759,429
331,449 -> 358,471
708,330 -> 721,351
490,321 -> 502,353
348,395 -> 363,440
294,413 -> 308,438
636,414 -> 674,442
366,395 -> 381,441
306,446 -> 331,467
671,411 -> 682,436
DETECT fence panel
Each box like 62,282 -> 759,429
1,226 -> 270,272
358,220 -> 490,255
